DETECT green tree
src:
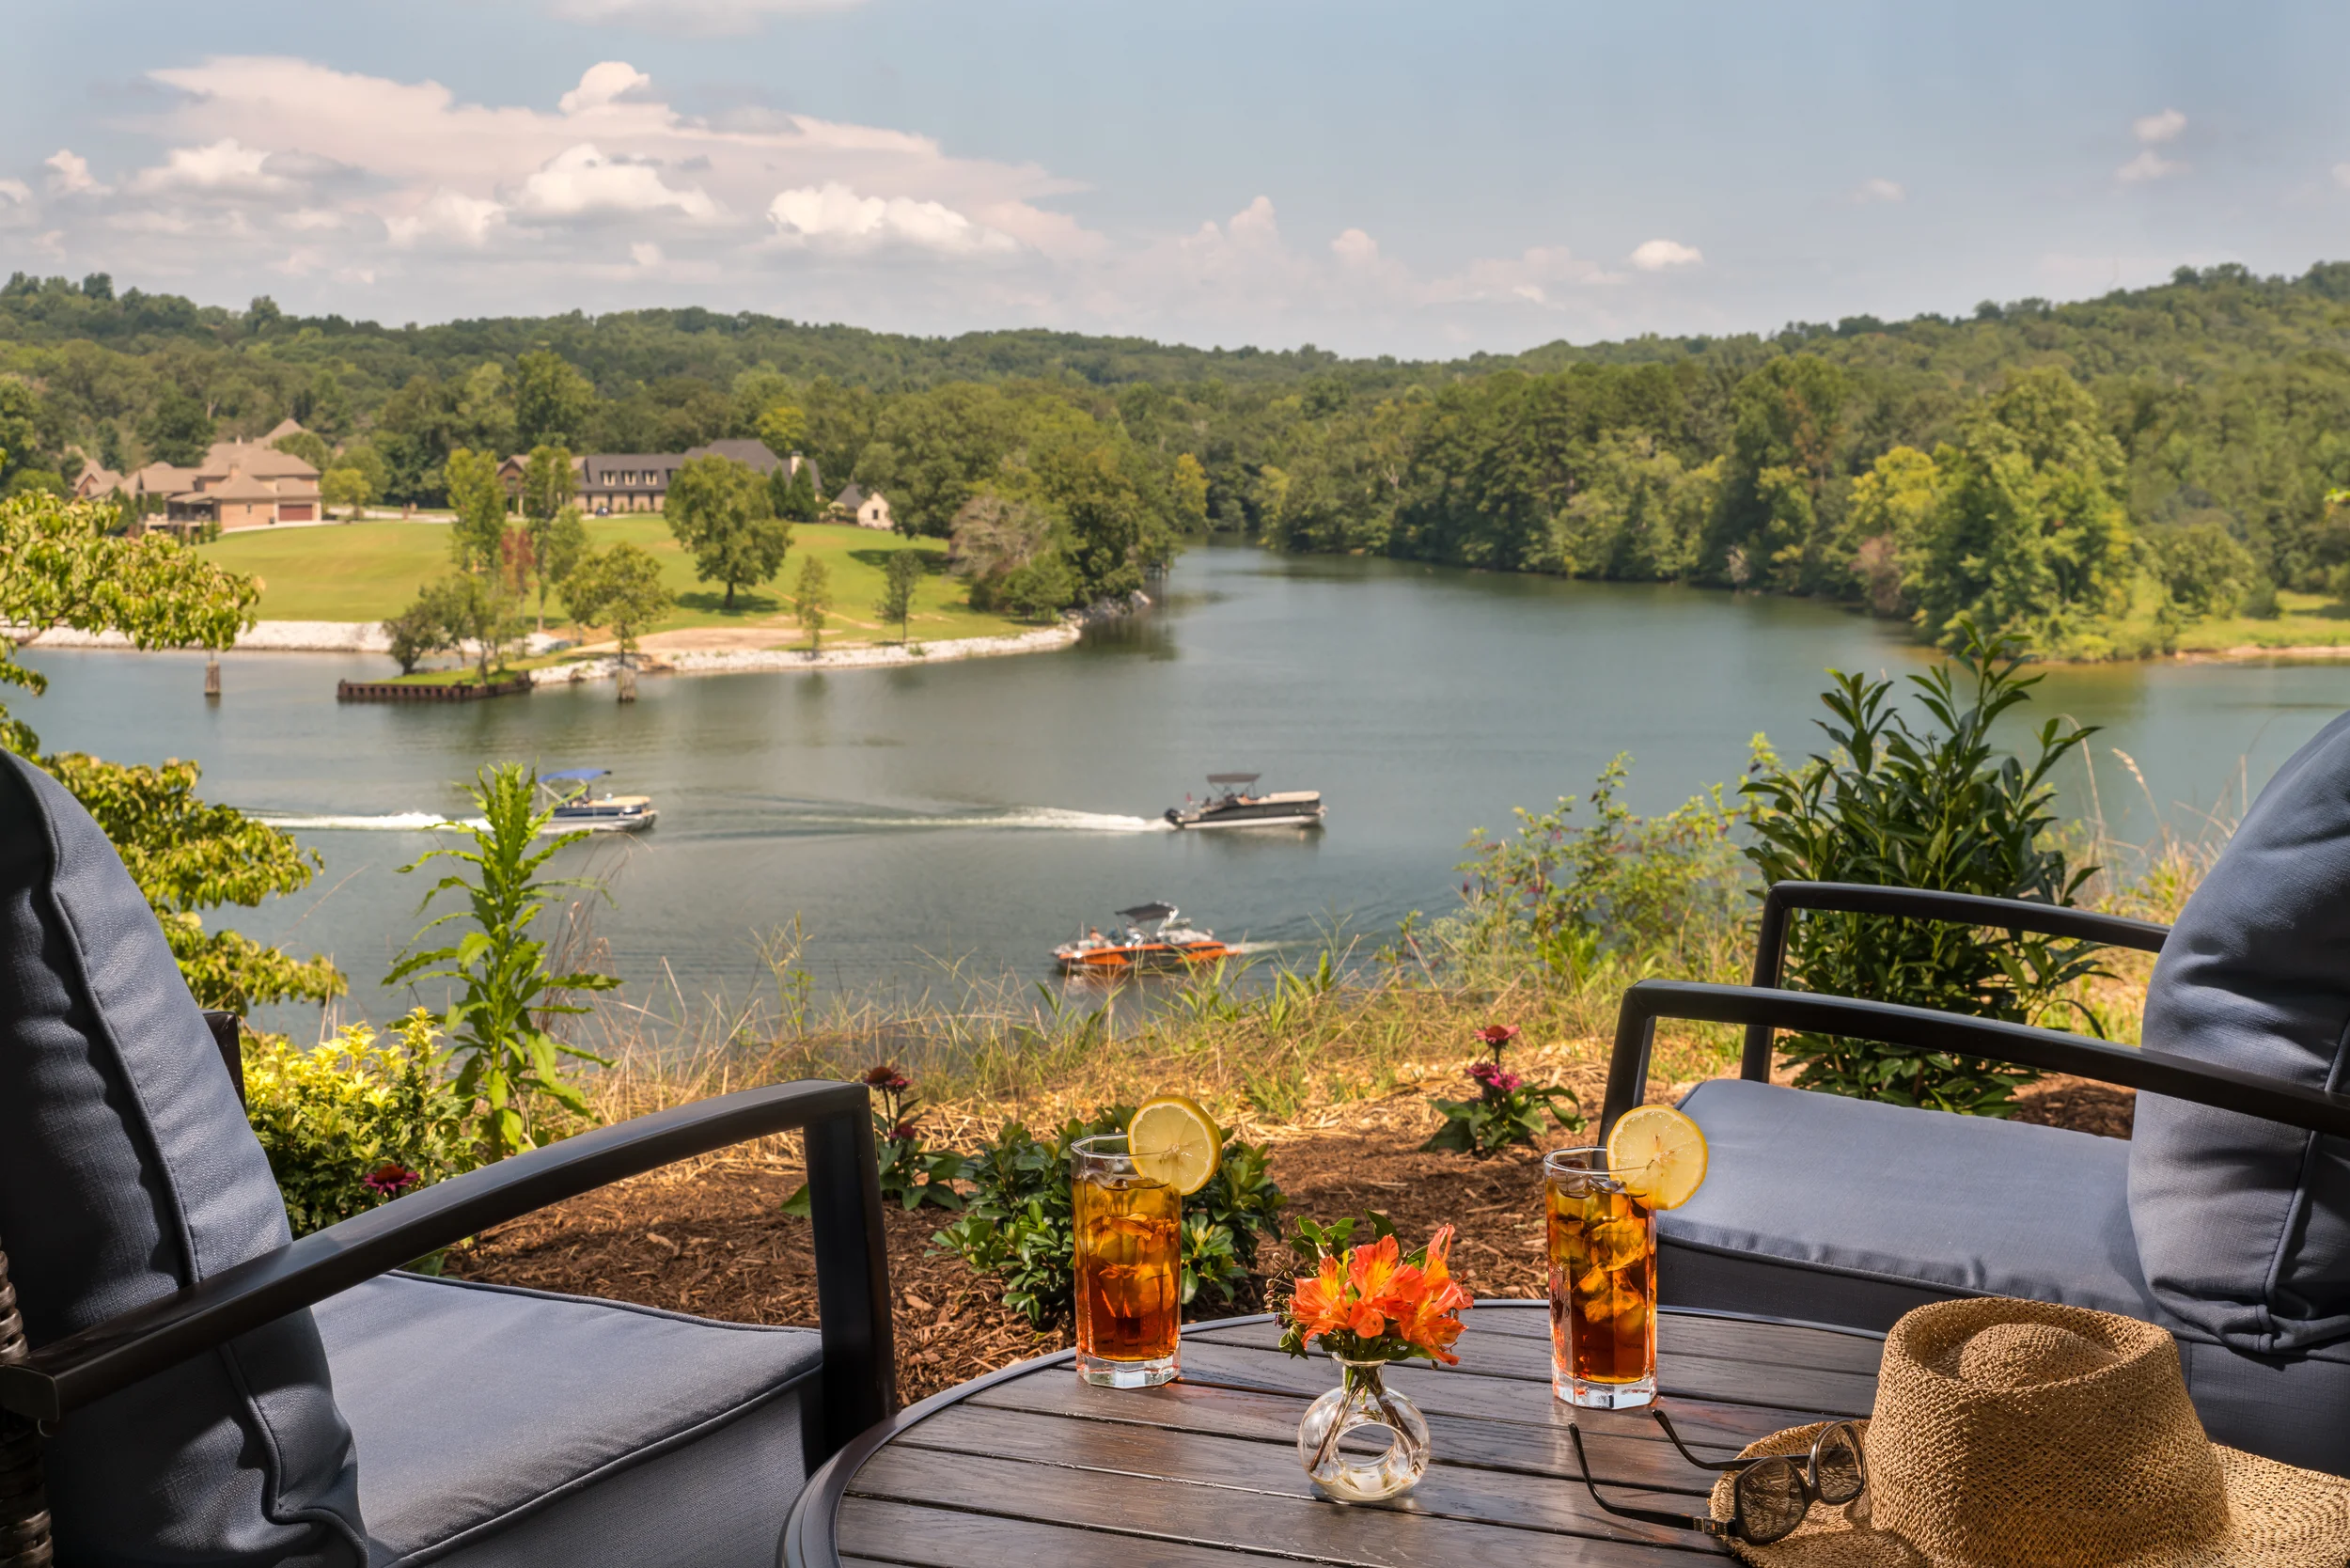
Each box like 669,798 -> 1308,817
1707,354 -> 1852,592
878,549 -> 922,643
382,592 -> 452,674
1915,368 -> 2137,656
521,443 -> 575,525
773,458 -> 821,522
444,447 -> 509,573
427,572 -> 525,686
791,555 -> 832,650
2148,521 -> 2258,618
1846,447 -> 1941,617
385,764 -> 620,1157
0,487 -> 340,1010
756,401 -> 808,457
512,350 -> 597,451
1051,445 -> 1146,605
321,466 -> 373,520
1171,452 -> 1211,531
562,541 -> 672,665
532,502 -> 590,630
666,453 -> 790,610
139,385 -> 213,466
272,430 -> 333,471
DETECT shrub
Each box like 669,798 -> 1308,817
1422,1024 -> 1583,1157
935,1108 -> 1287,1325
781,1063 -> 965,1215
243,1010 -> 475,1237
1741,619 -> 2107,1115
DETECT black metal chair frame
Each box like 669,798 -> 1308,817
0,1076 -> 896,1568
1601,879 -> 2350,1141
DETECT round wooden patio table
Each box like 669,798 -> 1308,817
781,1301 -> 1886,1567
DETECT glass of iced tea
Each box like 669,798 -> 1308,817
1071,1134 -> 1183,1388
1545,1146 -> 1657,1408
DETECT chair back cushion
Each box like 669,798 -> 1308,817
0,753 -> 365,1563
2131,710 -> 2350,1354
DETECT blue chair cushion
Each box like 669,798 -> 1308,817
0,751 -> 364,1563
2132,709 -> 2350,1355
1664,1077 -> 2350,1475
313,1273 -> 823,1567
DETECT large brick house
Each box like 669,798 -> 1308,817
77,440 -> 321,532
519,440 -> 831,515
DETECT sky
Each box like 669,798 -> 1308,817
5,0 -> 2349,359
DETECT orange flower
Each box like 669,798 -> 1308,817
1289,1253 -> 1351,1339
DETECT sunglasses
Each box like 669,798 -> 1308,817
1568,1409 -> 1868,1547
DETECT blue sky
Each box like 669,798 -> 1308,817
5,0 -> 2347,357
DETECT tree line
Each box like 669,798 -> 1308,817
7,260 -> 2350,652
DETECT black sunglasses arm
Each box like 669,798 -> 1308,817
1653,1407 -> 1747,1472
1568,1424 -> 1732,1541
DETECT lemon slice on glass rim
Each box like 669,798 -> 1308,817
1126,1094 -> 1223,1195
1604,1105 -> 1710,1210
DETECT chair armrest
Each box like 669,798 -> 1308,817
1743,882 -> 2172,1080
0,1078 -> 895,1466
1602,980 -> 2350,1140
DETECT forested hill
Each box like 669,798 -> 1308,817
7,259 -> 2350,656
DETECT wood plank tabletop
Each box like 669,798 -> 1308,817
783,1302 -> 1886,1567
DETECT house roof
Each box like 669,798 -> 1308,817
74,466 -> 123,496
683,438 -> 782,474
202,441 -> 317,479
262,416 -> 306,443
131,462 -> 199,494
577,454 -> 685,484
208,469 -> 281,502
834,483 -> 867,508
273,476 -> 321,501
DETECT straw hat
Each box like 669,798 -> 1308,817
1711,1297 -> 2350,1567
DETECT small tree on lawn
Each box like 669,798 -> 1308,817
792,555 -> 832,651
878,549 -> 922,644
563,542 -> 672,669
531,503 -> 589,633
321,465 -> 372,521
666,454 -> 790,611
430,572 -> 525,687
385,763 -> 619,1157
444,447 -> 509,574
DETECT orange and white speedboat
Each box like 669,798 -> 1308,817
1053,902 -> 1231,973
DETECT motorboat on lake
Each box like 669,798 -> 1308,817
540,767 -> 657,833
1164,773 -> 1325,830
1054,902 -> 1232,973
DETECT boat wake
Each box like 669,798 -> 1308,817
247,810 -> 487,832
756,804 -> 1172,836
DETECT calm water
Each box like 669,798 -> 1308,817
24,543 -> 2349,1033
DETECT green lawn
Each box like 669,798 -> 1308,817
199,517 -> 1032,647
2173,589 -> 2350,652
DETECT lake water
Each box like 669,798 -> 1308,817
24,542 -> 2349,1034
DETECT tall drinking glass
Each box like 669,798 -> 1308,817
1070,1134 -> 1182,1388
1544,1146 -> 1657,1408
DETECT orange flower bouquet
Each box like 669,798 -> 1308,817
1279,1216 -> 1471,1500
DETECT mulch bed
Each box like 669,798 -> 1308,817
444,1074 -> 2134,1404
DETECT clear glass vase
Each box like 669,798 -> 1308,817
1296,1355 -> 1432,1501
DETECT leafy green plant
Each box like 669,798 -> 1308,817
935,1108 -> 1287,1325
1422,1024 -> 1583,1157
242,1010 -> 475,1237
384,763 -> 619,1157
1741,620 -> 2107,1115
1437,754 -> 1748,984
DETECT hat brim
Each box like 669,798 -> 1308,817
1710,1423 -> 2350,1568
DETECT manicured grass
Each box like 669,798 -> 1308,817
2172,589 -> 2350,652
199,517 -> 1034,647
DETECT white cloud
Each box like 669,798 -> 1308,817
386,187 -> 505,248
1331,227 -> 1380,267
1628,238 -> 1702,271
2118,149 -> 2184,184
0,180 -> 28,207
630,241 -> 663,268
558,61 -> 653,114
1851,177 -> 1905,205
544,0 -> 866,35
46,149 -> 103,195
129,139 -> 288,196
767,180 -> 1014,254
510,143 -> 718,221
2134,108 -> 2187,145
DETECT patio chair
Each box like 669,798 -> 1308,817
1599,713 -> 2350,1476
0,752 -> 894,1568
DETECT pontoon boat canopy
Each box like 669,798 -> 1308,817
1117,902 -> 1179,921
541,768 -> 610,782
1205,773 -> 1260,785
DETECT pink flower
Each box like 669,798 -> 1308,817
889,1121 -> 918,1143
862,1063 -> 912,1092
1476,1024 -> 1520,1049
364,1162 -> 420,1198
